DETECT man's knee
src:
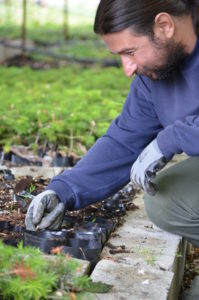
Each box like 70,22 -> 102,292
143,157 -> 199,245
143,193 -> 175,233
143,157 -> 199,232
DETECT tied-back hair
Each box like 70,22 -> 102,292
94,0 -> 199,36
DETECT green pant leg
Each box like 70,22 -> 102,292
144,156 -> 199,246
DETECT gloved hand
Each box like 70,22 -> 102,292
130,139 -> 167,196
25,190 -> 65,231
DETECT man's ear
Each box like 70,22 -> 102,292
153,13 -> 175,39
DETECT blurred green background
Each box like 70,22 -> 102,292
0,0 -> 130,155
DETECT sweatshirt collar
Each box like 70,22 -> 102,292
181,36 -> 199,72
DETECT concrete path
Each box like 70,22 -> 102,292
91,192 -> 186,300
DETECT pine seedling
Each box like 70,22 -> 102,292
29,183 -> 36,194
0,241 -> 58,300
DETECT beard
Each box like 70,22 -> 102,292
136,38 -> 189,80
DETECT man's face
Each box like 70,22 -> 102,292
102,28 -> 188,80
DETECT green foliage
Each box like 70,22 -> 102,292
0,23 -> 97,43
0,66 -> 130,151
53,41 -> 119,60
29,183 -> 36,194
85,281 -> 113,293
73,276 -> 92,290
0,241 -> 112,300
0,2 -> 130,153
0,241 -> 58,300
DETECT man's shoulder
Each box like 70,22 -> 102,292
131,75 -> 152,92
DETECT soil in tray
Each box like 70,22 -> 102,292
0,171 -> 48,227
0,169 -> 138,248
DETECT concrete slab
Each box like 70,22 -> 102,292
91,194 -> 185,299
10,166 -> 65,178
91,206 -> 185,299
100,195 -> 182,272
91,259 -> 173,300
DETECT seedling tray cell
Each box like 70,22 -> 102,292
62,246 -> 101,262
23,229 -> 73,253
0,221 -> 25,246
0,221 -> 24,232
74,227 -> 106,245
68,237 -> 102,249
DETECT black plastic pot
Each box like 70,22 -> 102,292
51,153 -> 73,167
85,217 -> 116,232
23,227 -> 102,264
0,221 -> 25,246
62,216 -> 81,229
23,229 -> 71,253
103,194 -> 126,214
74,226 -> 107,245
11,153 -> 42,166
80,221 -> 112,241
62,245 -> 101,263
68,237 -> 101,249
0,169 -> 15,180
0,221 -> 24,233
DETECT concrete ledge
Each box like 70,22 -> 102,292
91,260 -> 173,300
168,239 -> 187,300
91,192 -> 186,300
10,166 -> 65,178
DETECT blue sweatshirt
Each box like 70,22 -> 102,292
47,37 -> 199,210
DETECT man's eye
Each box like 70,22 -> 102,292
125,52 -> 135,57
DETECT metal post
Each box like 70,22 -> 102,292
21,0 -> 27,56
63,0 -> 69,40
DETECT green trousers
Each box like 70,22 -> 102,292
144,157 -> 199,247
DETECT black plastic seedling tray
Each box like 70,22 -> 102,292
62,246 -> 101,265
0,220 -> 24,232
0,217 -> 116,265
0,221 -> 25,247
0,172 -> 137,269
23,229 -> 71,252
68,237 -> 101,249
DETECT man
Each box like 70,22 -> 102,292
26,0 -> 199,246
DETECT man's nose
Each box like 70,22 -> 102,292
121,55 -> 137,77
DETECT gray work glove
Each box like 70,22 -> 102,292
25,190 -> 65,231
130,139 -> 167,196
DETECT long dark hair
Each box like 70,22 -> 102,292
94,0 -> 199,36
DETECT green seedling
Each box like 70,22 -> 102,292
9,201 -> 14,211
0,241 -> 112,300
0,66 -> 130,152
29,183 -> 36,194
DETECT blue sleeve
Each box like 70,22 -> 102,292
157,115 -> 199,159
47,76 -> 163,210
